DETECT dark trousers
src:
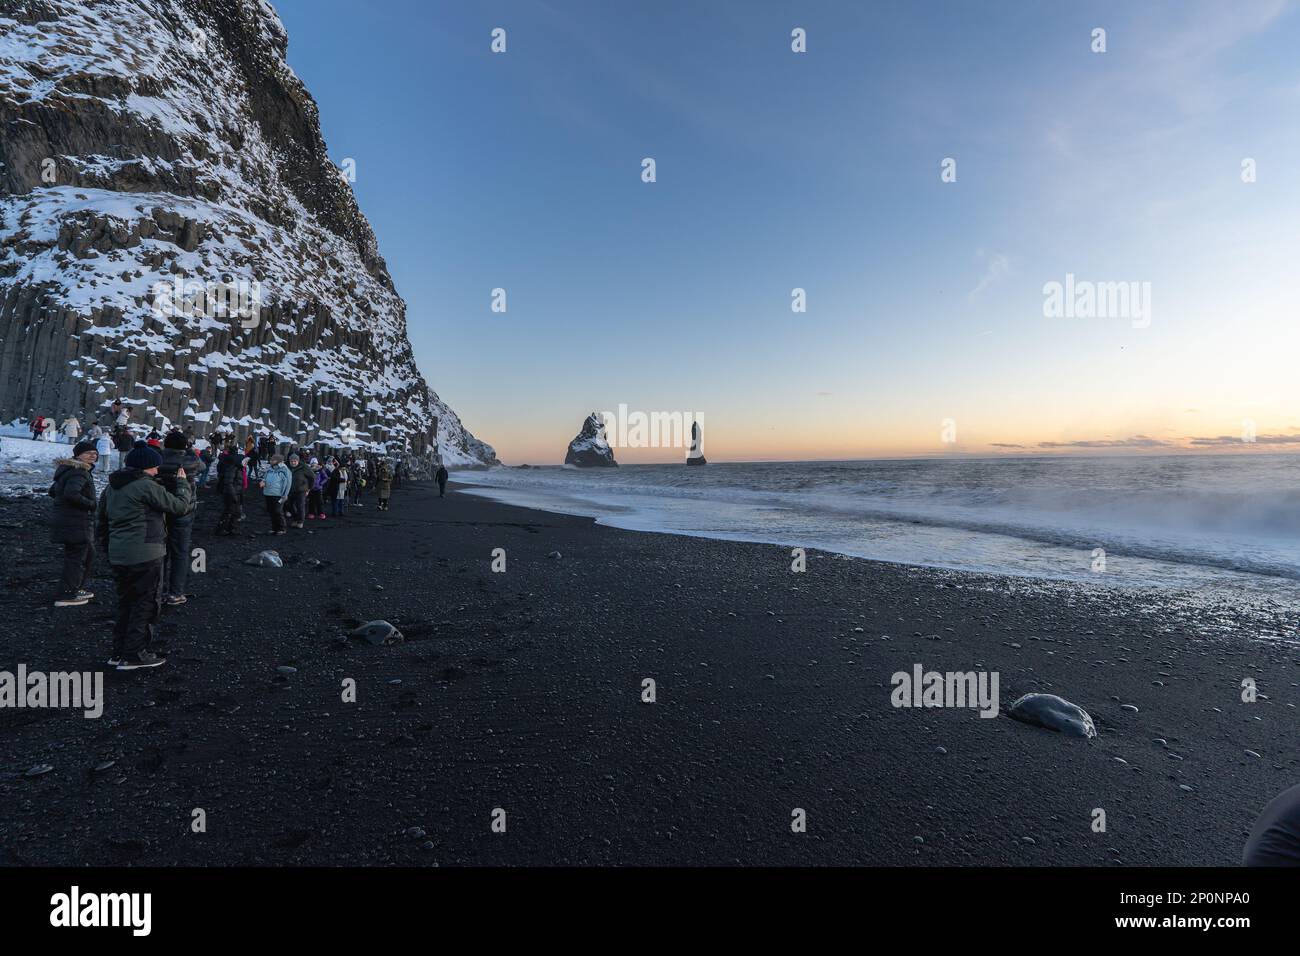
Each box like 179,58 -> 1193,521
217,492 -> 242,534
437,480 -> 447,498
111,558 -> 163,657
57,541 -> 93,598
286,491 -> 307,524
264,495 -> 285,532
332,496 -> 346,516
307,489 -> 323,516
164,513 -> 194,598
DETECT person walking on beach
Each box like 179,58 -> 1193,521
112,422 -> 134,470
49,439 -> 100,607
435,463 -> 448,498
214,442 -> 245,536
196,441 -> 215,490
351,456 -> 367,507
328,459 -> 349,517
376,459 -> 393,511
158,430 -> 200,606
60,415 -> 81,444
258,431 -> 274,467
244,434 -> 259,479
286,453 -> 310,528
96,441 -> 192,670
307,457 -> 327,519
259,453 -> 291,534
90,425 -> 110,471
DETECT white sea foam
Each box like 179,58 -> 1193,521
461,456 -> 1300,608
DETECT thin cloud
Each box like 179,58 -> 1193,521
967,251 -> 1011,301
1037,436 -> 1170,449
1189,433 -> 1300,446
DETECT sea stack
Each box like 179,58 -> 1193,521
686,420 -> 707,465
565,412 -> 617,467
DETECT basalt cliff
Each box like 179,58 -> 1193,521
0,0 -> 496,466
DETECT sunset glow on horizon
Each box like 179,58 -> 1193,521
278,0 -> 1300,466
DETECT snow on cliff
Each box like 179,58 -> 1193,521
0,0 -> 495,467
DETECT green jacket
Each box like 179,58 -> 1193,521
96,468 -> 193,566
290,462 -> 312,494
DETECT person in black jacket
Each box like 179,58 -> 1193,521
158,430 -> 200,605
286,452 -> 310,528
214,443 -> 245,536
50,439 -> 101,607
111,422 -> 134,470
435,463 -> 449,499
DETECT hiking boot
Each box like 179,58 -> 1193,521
116,650 -> 166,670
164,594 -> 187,606
76,589 -> 95,600
54,594 -> 90,607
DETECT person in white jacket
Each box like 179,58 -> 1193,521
61,416 -> 81,443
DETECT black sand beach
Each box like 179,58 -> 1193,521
0,480 -> 1295,866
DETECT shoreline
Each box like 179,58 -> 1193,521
456,480 -> 1300,638
0,480 -> 1295,865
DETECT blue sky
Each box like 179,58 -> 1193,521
274,0 -> 1300,463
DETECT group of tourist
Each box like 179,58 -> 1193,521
46,412 -> 448,671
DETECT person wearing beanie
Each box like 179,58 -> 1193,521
213,441 -> 245,536
158,430 -> 200,605
308,457 -> 327,519
95,440 -> 191,670
327,457 -> 349,517
49,438 -> 101,607
286,452 -> 310,528
258,453 -> 292,534
375,459 -> 394,511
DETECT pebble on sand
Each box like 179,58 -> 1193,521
350,620 -> 405,646
1007,693 -> 1097,739
244,550 -> 283,568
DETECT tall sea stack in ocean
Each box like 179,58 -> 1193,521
686,419 -> 706,465
565,412 -> 616,467
0,0 -> 496,467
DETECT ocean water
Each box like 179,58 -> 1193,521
462,455 -> 1300,610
